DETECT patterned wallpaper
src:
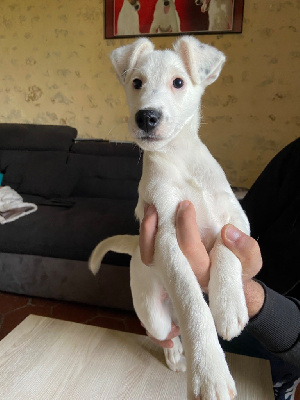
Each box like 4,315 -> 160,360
0,0 -> 299,187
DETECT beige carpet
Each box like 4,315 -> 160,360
0,315 -> 274,399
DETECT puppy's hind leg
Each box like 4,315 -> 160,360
130,250 -> 186,372
164,336 -> 186,372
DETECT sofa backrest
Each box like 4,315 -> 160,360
0,123 -> 76,151
0,123 -> 142,200
0,124 -> 77,198
68,140 -> 142,200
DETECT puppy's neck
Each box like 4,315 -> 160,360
144,113 -> 205,169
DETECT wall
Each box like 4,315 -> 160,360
0,0 -> 299,187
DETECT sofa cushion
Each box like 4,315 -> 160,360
3,152 -> 79,198
0,194 -> 139,265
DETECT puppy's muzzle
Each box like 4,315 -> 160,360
135,109 -> 162,137
130,0 -> 140,11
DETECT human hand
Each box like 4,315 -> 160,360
139,201 -> 264,348
140,201 -> 211,288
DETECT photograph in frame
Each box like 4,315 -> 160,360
105,0 -> 244,38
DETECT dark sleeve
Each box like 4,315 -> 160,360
240,138 -> 300,297
246,280 -> 300,368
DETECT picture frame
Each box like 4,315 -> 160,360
105,0 -> 244,39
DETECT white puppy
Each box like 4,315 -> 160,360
117,0 -> 140,36
150,0 -> 181,34
90,36 -> 250,400
196,0 -> 233,31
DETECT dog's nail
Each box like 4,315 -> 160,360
225,225 -> 241,242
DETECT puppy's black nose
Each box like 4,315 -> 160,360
135,109 -> 162,133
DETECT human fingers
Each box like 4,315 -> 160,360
176,201 -> 211,288
221,224 -> 263,281
139,204 -> 158,265
145,322 -> 181,349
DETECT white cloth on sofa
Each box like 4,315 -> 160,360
0,186 -> 37,224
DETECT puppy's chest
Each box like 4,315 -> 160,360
165,160 -> 220,204
177,172 -> 224,227
139,159 -> 228,229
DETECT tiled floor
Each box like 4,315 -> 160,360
0,291 -> 145,341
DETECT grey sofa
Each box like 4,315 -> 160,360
0,123 -> 142,311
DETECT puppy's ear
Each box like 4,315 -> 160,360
110,38 -> 154,84
174,36 -> 225,87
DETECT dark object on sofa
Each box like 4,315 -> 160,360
0,123 -> 142,311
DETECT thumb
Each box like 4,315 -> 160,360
221,224 -> 262,279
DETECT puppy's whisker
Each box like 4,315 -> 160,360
106,124 -> 119,138
137,148 -> 143,164
122,67 -> 142,77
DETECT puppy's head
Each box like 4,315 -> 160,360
110,36 -> 225,151
127,0 -> 140,11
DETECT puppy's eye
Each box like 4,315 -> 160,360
133,78 -> 142,89
173,78 -> 184,89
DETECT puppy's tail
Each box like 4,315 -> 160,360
89,235 -> 139,275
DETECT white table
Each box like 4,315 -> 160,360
0,315 -> 274,399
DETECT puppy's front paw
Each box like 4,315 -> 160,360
188,347 -> 236,400
209,285 -> 249,340
164,336 -> 186,372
